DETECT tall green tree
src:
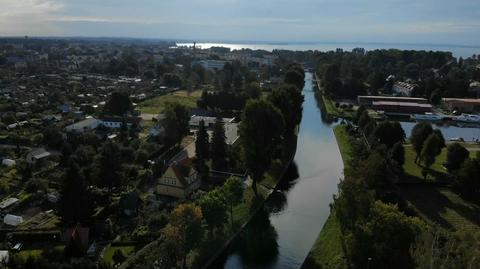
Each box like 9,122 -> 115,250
268,85 -> 304,137
103,91 -> 132,116
59,161 -> 92,225
445,143 -> 470,172
455,155 -> 480,199
211,118 -> 228,171
410,122 -> 433,163
284,68 -> 305,90
371,121 -> 405,147
199,188 -> 227,234
390,142 -> 405,167
163,102 -> 190,146
96,141 -> 123,191
419,133 -> 443,170
240,99 -> 285,195
195,120 -> 210,160
221,177 -> 244,228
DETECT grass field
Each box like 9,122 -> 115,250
333,125 -> 353,165
138,90 -> 201,114
403,145 -> 448,180
399,186 -> 480,232
103,245 -> 137,266
301,212 -> 347,269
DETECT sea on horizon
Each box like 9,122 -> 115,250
176,41 -> 480,58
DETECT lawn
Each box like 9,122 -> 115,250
399,186 -> 480,232
403,145 -> 449,180
103,245 -> 137,266
301,212 -> 347,269
138,90 -> 201,114
333,125 -> 353,165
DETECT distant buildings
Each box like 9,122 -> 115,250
65,117 -> 143,134
442,98 -> 480,113
393,81 -> 417,96
357,96 -> 428,106
192,60 -> 227,71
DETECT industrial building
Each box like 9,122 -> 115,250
371,101 -> 432,114
442,98 -> 480,113
357,96 -> 428,106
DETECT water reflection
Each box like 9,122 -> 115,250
236,208 -> 279,268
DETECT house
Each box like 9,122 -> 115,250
119,192 -> 141,217
26,148 -> 51,164
99,116 -> 143,129
3,214 -> 23,226
65,117 -> 100,134
0,250 -> 9,263
157,158 -> 201,199
0,198 -> 19,210
1,159 -> 15,167
64,224 -> 90,255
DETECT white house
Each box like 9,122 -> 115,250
1,159 -> 15,167
0,198 -> 19,210
3,214 -> 23,226
65,117 -> 100,134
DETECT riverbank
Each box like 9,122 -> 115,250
313,73 -> 354,119
300,125 -> 350,269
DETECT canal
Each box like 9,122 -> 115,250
210,72 -> 344,269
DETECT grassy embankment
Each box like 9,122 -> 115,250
301,125 -> 350,269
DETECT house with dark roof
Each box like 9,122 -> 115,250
157,158 -> 200,199
64,224 -> 90,256
26,148 -> 51,164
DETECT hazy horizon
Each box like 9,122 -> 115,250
1,0 -> 480,46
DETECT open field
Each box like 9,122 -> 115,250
103,245 -> 137,266
399,186 -> 480,232
138,90 -> 201,114
403,145 -> 448,180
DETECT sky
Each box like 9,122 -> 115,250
1,0 -> 480,45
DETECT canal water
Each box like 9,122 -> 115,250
210,72 -> 344,269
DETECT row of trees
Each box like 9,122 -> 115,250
319,49 -> 479,100
241,64 -> 305,194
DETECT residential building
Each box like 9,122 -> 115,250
65,117 -> 100,134
26,148 -> 51,164
157,158 -> 200,199
392,81 -> 417,96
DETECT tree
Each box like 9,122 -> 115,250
390,142 -> 405,166
164,203 -> 203,269
245,82 -> 262,99
410,122 -> 433,163
59,161 -> 92,225
42,127 -> 63,149
195,120 -> 209,160
113,249 -> 126,266
455,156 -> 480,199
419,133 -> 443,170
371,121 -> 405,147
163,73 -> 183,88
221,177 -> 244,228
349,201 -> 425,269
211,118 -> 228,171
445,143 -> 470,172
199,188 -> 227,234
163,102 -> 190,146
103,91 -> 132,116
240,99 -> 285,195
430,89 -> 442,106
358,110 -> 372,131
96,141 -> 123,191
284,68 -> 305,90
268,85 -> 304,137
